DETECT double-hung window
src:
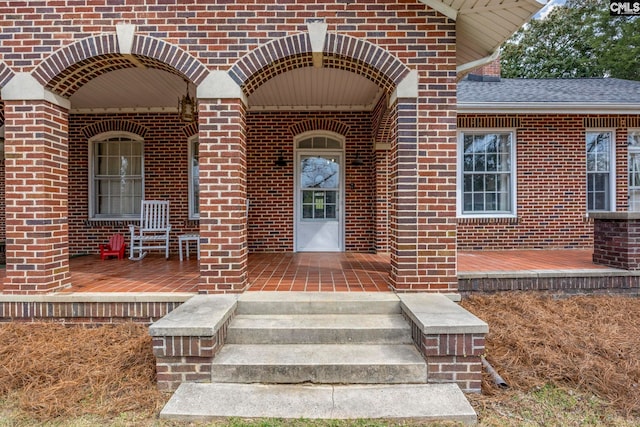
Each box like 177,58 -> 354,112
458,130 -> 516,217
90,133 -> 143,219
188,136 -> 200,219
629,130 -> 640,211
586,130 -> 614,212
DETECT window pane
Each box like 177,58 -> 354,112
586,131 -> 611,211
628,135 -> 640,211
92,136 -> 143,217
461,132 -> 513,214
299,138 -> 312,149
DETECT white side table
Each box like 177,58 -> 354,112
178,233 -> 200,261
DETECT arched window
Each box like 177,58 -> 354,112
89,132 -> 144,219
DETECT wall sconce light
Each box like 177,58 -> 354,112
275,151 -> 288,167
178,79 -> 197,123
351,152 -> 364,166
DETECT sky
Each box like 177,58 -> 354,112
536,0 -> 567,19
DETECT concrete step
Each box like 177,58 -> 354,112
236,291 -> 401,315
211,344 -> 427,384
160,382 -> 477,425
226,314 -> 413,344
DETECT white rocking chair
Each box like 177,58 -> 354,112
129,200 -> 172,260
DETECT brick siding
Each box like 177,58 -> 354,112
457,114 -> 636,251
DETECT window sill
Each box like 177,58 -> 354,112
457,216 -> 519,225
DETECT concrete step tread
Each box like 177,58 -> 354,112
213,343 -> 426,365
229,313 -> 410,329
237,292 -> 401,315
160,382 -> 476,424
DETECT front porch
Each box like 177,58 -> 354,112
2,249 -> 637,324
0,249 -> 629,294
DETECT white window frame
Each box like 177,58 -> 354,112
457,129 -> 517,218
629,129 -> 640,212
88,131 -> 144,220
586,129 -> 616,213
188,135 -> 200,219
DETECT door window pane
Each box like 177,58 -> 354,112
301,190 -> 338,220
300,156 -> 340,189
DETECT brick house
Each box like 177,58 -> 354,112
1,0 -> 638,297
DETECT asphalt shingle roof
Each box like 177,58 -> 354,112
458,77 -> 640,104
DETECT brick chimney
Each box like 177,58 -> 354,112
467,58 -> 501,82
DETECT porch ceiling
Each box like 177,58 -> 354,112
69,67 -> 383,113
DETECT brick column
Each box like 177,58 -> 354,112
197,73 -> 248,293
389,71 -> 458,292
390,97 -> 420,290
1,75 -> 70,293
592,212 -> 640,270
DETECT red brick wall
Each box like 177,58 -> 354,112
0,0 -> 446,73
457,114 -> 633,250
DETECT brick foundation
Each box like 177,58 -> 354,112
0,296 -> 188,325
458,274 -> 640,296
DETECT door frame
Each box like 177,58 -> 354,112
293,132 -> 345,252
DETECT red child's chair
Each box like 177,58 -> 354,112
100,233 -> 126,260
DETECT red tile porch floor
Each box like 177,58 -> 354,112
0,249 -> 617,293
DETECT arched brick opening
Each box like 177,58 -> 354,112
229,32 -> 410,98
33,33 -> 208,96
81,120 -> 149,140
237,30 -> 411,263
288,119 -> 351,137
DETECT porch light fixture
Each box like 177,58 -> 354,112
275,151 -> 288,167
178,79 -> 197,123
352,152 -> 364,166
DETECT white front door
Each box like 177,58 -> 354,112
295,152 -> 344,252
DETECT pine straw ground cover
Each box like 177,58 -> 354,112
0,322 -> 165,422
461,292 -> 640,425
0,293 -> 639,426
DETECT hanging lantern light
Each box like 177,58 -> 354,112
178,79 -> 197,123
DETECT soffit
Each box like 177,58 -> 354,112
421,0 -> 544,67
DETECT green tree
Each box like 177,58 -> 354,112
500,0 -> 640,80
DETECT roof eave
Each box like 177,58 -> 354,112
457,102 -> 640,115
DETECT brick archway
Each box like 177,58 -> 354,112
229,32 -> 410,97
32,33 -> 209,97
